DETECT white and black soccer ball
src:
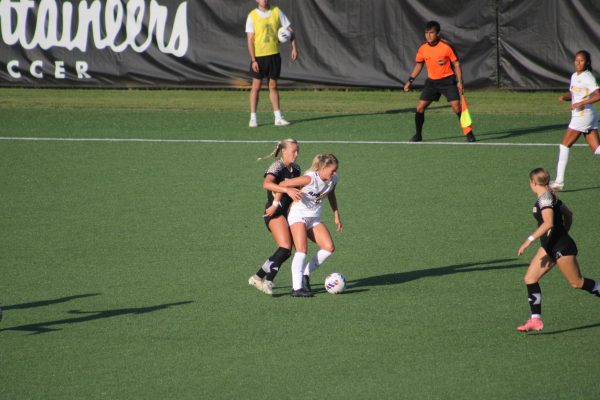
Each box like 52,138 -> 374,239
277,27 -> 293,43
324,273 -> 346,294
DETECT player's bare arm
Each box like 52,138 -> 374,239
403,62 -> 424,92
279,175 -> 311,188
518,208 -> 554,256
247,32 -> 259,73
263,175 -> 301,201
572,89 -> 600,110
327,189 -> 342,232
453,60 -> 464,94
288,27 -> 298,61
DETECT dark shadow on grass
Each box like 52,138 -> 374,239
3,293 -> 100,311
431,123 -> 564,142
537,322 -> 600,335
560,186 -> 600,193
0,301 -> 193,335
290,106 -> 448,125
348,258 -> 525,289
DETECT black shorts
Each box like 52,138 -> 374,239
420,75 -> 460,102
542,234 -> 578,261
250,54 -> 281,80
263,204 -> 289,231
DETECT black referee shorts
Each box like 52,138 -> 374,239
250,54 -> 282,80
420,75 -> 460,102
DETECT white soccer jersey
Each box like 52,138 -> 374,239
570,70 -> 599,117
290,171 -> 338,218
245,8 -> 291,33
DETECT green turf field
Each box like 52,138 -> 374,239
1,89 -> 599,399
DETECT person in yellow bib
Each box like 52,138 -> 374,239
246,0 -> 297,128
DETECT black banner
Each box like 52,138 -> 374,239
0,0 -> 598,89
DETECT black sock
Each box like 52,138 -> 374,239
526,283 -> 542,315
581,278 -> 600,296
415,112 -> 424,136
266,247 -> 291,281
255,268 -> 268,279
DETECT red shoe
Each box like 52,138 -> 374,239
517,317 -> 544,332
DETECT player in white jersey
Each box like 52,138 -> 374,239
279,154 -> 342,297
550,51 -> 600,191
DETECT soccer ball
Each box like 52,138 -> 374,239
324,273 -> 346,294
277,27 -> 293,43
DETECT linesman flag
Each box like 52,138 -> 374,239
460,94 -> 473,135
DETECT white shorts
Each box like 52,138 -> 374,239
287,208 -> 322,229
568,110 -> 598,132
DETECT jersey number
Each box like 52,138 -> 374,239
263,24 -> 274,43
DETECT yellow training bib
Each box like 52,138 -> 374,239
249,7 -> 280,57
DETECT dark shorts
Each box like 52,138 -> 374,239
263,204 -> 289,231
420,75 -> 460,102
542,234 -> 578,261
250,54 -> 281,80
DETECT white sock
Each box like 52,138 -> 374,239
291,252 -> 306,290
274,110 -> 282,120
250,112 -> 257,121
303,249 -> 332,275
531,314 -> 541,319
595,146 -> 600,155
555,144 -> 570,183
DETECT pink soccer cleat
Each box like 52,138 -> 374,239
516,317 -> 544,332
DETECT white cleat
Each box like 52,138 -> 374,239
274,118 -> 291,126
262,280 -> 274,296
248,275 -> 263,291
549,180 -> 564,191
249,119 -> 258,128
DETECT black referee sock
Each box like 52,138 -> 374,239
526,283 -> 542,315
581,278 -> 600,297
415,112 -> 424,136
266,247 -> 291,282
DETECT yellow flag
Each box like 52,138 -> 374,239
460,95 -> 472,134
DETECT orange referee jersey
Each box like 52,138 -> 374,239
416,39 -> 458,80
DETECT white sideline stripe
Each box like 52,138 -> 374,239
0,136 -> 589,147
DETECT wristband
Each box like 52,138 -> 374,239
527,235 -> 535,242
272,201 -> 281,207
408,76 -> 415,83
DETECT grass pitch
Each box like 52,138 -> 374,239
1,89 -> 599,399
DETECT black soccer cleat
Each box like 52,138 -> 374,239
291,289 -> 314,298
466,132 -> 476,142
302,275 -> 311,292
409,134 -> 422,142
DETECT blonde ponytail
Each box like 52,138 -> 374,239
256,138 -> 298,161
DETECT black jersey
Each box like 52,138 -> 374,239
264,160 -> 301,212
532,191 -> 577,260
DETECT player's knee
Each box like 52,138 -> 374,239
568,278 -> 584,289
322,244 -> 335,253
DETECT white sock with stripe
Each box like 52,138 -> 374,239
303,249 -> 332,275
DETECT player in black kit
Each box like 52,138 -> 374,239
516,167 -> 600,332
248,139 -> 301,296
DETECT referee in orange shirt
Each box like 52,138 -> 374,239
403,21 -> 476,143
